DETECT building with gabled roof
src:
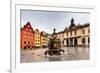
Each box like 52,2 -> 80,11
21,22 -> 35,49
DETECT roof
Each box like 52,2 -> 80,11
21,22 -> 34,32
56,23 -> 90,34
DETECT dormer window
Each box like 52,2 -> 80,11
28,25 -> 30,27
26,28 -> 28,31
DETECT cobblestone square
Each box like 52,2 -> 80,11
21,47 -> 89,63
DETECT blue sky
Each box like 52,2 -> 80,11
21,10 -> 90,34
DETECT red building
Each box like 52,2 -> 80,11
21,22 -> 35,49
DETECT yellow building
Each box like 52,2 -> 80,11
57,18 -> 90,47
34,29 -> 41,48
40,31 -> 48,48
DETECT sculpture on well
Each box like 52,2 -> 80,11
45,28 -> 65,56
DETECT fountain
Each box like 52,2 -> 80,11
45,28 -> 65,56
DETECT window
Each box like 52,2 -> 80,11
74,30 -> 77,35
67,39 -> 69,45
88,28 -> 90,33
28,41 -> 30,44
28,46 -> 30,48
83,29 -> 85,34
32,46 -> 33,48
26,28 -> 28,31
24,41 -> 26,44
82,38 -> 85,44
28,36 -> 30,39
67,33 -> 68,36
60,35 -> 61,38
30,29 -> 31,32
62,34 -> 64,38
27,32 -> 30,34
24,36 -> 26,39
70,32 -> 72,36
28,25 -> 30,27
88,37 -> 90,43
24,46 -> 26,49
62,40 -> 64,45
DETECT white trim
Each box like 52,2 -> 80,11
11,1 -> 96,73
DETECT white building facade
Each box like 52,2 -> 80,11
57,18 -> 90,47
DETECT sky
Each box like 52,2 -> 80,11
21,10 -> 90,34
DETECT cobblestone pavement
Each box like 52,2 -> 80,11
21,47 -> 89,63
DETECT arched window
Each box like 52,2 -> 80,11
82,38 -> 85,44
24,46 -> 26,49
74,38 -> 77,45
28,41 -> 30,44
24,41 -> 26,44
32,46 -> 33,48
67,39 -> 69,46
88,37 -> 90,43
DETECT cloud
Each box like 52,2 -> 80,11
21,10 -> 90,33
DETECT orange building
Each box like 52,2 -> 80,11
21,22 -> 35,49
